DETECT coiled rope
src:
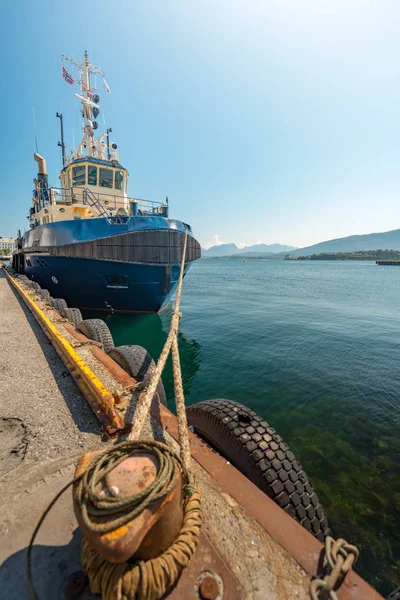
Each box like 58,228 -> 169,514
27,227 -> 202,599
76,441 -> 189,535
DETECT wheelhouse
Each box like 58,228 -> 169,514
61,158 -> 129,197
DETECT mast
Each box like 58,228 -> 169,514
62,52 -> 113,163
82,50 -> 93,156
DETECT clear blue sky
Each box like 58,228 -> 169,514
1,0 -> 400,249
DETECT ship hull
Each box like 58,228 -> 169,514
15,216 -> 201,313
23,255 -> 190,313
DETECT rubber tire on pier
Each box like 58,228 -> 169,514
186,398 -> 330,542
37,289 -> 51,301
77,319 -> 115,354
108,345 -> 167,407
51,298 -> 68,311
60,308 -> 83,327
50,296 -> 68,312
29,282 -> 41,292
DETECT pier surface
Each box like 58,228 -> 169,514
0,269 -> 99,466
0,269 -> 101,599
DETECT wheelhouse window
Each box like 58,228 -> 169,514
72,165 -> 86,186
99,168 -> 113,188
115,171 -> 124,190
88,165 -> 97,185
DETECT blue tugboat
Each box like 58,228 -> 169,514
13,52 -> 201,313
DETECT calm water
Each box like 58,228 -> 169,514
99,259 -> 400,594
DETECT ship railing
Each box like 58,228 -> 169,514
79,190 -> 167,216
36,186 -> 168,217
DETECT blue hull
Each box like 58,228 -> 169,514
22,215 -> 189,247
16,215 -> 200,313
24,255 -> 189,313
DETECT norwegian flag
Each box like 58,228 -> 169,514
62,66 -> 74,85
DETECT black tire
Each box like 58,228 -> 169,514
388,587 -> 400,600
37,289 -> 51,301
77,319 -> 115,354
60,308 -> 83,327
186,399 -> 330,542
108,345 -> 167,406
51,298 -> 68,311
29,282 -> 41,291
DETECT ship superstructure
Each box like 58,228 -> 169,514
13,52 -> 201,313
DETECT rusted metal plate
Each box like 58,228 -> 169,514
168,531 -> 244,599
153,404 -> 383,600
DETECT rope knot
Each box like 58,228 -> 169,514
182,475 -> 196,497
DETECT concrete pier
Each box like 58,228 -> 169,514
0,270 -> 103,599
0,269 -> 106,598
0,269 -> 99,466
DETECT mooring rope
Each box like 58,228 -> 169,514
128,227 -> 192,471
27,227 -> 201,600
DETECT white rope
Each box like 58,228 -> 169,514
128,229 -> 191,470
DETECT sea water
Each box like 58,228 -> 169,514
100,259 -> 400,594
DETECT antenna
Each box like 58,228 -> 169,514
106,127 -> 112,160
56,113 -> 66,166
32,106 -> 38,153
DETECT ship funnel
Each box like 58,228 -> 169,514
34,153 -> 47,175
34,153 -> 48,188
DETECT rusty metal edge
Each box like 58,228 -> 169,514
4,269 -> 125,434
152,404 -> 383,600
62,321 -> 138,389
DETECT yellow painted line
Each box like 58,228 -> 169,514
5,271 -> 125,432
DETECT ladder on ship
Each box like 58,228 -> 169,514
82,188 -> 109,218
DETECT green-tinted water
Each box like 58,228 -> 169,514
94,259 -> 400,594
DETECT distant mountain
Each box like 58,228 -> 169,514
229,252 -> 279,259
237,243 -> 296,254
292,229 -> 400,256
202,243 -> 296,257
202,243 -> 240,257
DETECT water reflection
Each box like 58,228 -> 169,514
84,308 -> 201,403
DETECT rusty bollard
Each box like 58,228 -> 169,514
73,449 -> 183,563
